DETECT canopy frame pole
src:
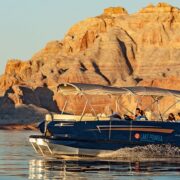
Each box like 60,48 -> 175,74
157,98 -> 163,121
81,93 -> 99,120
161,99 -> 180,118
115,96 -> 119,112
116,96 -> 122,117
80,100 -> 88,121
121,105 -> 134,115
109,118 -> 112,140
61,99 -> 68,114
152,96 -> 163,121
129,120 -> 133,142
117,96 -> 134,116
135,95 -> 145,109
144,96 -> 158,121
143,97 -> 161,112
116,96 -> 121,114
61,94 -> 77,115
71,94 -> 78,115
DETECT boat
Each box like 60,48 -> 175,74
29,83 -> 180,157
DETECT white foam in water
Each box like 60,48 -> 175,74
98,145 -> 180,160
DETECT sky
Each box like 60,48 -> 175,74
0,0 -> 179,74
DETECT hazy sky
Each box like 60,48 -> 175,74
0,0 -> 179,74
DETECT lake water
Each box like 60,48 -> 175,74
0,130 -> 180,180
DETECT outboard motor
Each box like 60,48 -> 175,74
38,121 -> 45,134
38,114 -> 53,134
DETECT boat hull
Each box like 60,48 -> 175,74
30,120 -> 180,157
29,136 -> 114,157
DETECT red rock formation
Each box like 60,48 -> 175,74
0,3 -> 179,124
104,7 -> 128,16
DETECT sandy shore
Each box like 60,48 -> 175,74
0,124 -> 38,130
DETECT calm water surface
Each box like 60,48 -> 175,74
0,130 -> 180,180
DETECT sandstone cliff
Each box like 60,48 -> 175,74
0,3 -> 179,124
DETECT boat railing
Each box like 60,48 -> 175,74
45,113 -> 110,122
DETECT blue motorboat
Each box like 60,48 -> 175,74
29,83 -> 180,157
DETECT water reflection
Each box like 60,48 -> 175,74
0,130 -> 180,180
29,159 -> 180,180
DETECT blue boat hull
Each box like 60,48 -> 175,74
49,120 -> 180,144
29,120 -> 180,157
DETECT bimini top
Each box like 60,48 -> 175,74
57,83 -> 180,98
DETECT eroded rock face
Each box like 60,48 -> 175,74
139,2 -> 179,13
0,3 -> 179,124
1,3 -> 179,91
0,104 -> 49,125
103,7 -> 128,16
0,85 -> 60,124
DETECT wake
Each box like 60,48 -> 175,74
98,144 -> 180,161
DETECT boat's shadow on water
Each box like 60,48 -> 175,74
28,158 -> 180,180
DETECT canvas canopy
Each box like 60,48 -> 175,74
57,83 -> 180,98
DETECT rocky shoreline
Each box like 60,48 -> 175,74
0,124 -> 38,130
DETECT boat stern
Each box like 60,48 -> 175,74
29,135 -> 53,157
